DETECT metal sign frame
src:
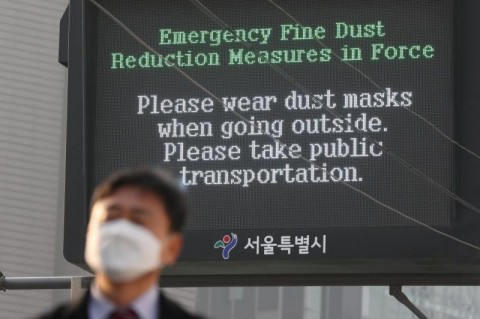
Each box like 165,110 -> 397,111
61,0 -> 480,286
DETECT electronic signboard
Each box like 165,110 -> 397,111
60,0 -> 480,285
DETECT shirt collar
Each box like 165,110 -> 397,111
89,281 -> 159,319
130,284 -> 159,319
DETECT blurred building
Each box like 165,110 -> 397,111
0,0 -> 69,317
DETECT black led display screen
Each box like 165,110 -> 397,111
92,0 -> 454,229
62,0 -> 480,285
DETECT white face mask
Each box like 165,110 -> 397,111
85,219 -> 162,282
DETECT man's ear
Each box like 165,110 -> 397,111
162,233 -> 183,266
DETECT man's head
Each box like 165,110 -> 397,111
90,168 -> 187,232
85,168 -> 186,283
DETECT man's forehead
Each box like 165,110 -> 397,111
98,186 -> 165,207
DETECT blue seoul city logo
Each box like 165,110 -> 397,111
214,233 -> 238,260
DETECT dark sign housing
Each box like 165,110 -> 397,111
61,0 -> 480,286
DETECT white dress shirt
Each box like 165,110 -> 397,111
88,282 -> 159,319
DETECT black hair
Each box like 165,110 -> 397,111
90,167 -> 187,232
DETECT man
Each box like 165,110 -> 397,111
40,168 -> 203,319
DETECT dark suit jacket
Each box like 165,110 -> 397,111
38,290 -> 203,319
